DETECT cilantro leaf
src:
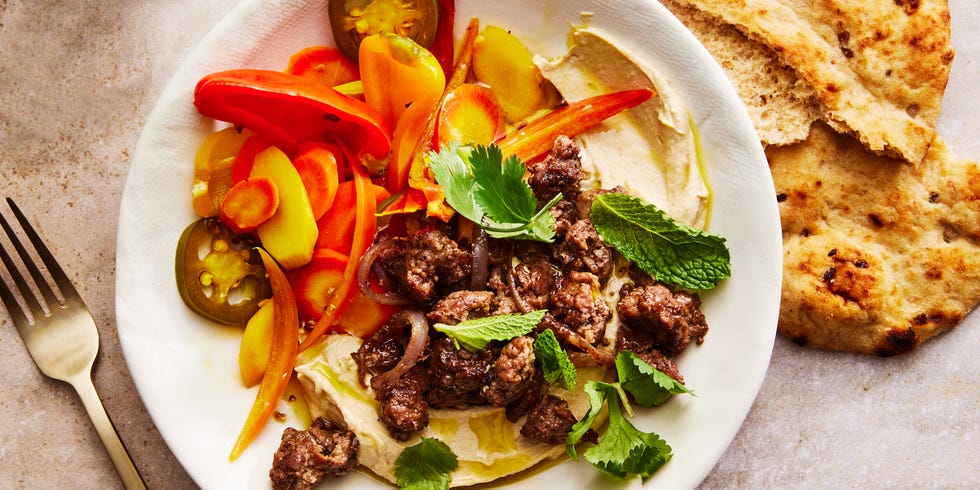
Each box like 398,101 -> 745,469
394,437 -> 459,490
590,192 -> 731,291
427,143 -> 559,242
533,329 -> 577,391
527,193 -> 562,242
567,352 -> 693,480
584,397 -> 672,481
433,310 -> 545,351
426,143 -> 485,224
470,145 -> 537,224
566,380 -> 618,459
616,351 -> 693,407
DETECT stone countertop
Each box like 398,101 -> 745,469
0,1 -> 976,488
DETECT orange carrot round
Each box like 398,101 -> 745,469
292,143 -> 341,220
219,176 -> 279,234
436,83 -> 505,146
285,46 -> 359,87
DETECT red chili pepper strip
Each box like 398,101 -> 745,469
316,180 -> 390,255
194,69 -> 391,165
429,0 -> 457,77
231,136 -> 272,185
229,248 -> 299,461
494,88 -> 654,162
299,161 -> 377,352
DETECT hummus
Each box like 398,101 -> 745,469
535,27 -> 710,228
294,335 -> 609,486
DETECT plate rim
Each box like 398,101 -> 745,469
116,0 -> 782,488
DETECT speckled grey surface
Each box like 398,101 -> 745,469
0,1 -> 976,489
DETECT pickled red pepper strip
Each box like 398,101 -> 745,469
229,249 -> 299,461
193,69 -> 391,165
494,88 -> 654,162
429,0 -> 457,77
299,161 -> 377,352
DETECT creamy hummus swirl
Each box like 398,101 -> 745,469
294,335 -> 609,486
535,27 -> 710,228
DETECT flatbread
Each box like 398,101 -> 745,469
667,0 -> 954,165
659,0 -> 820,146
771,122 -> 980,355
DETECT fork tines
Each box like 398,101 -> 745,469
0,198 -> 71,325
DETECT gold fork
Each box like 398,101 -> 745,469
0,198 -> 147,490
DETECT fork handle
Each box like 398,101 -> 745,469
72,375 -> 148,490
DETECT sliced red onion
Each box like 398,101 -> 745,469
372,310 -> 429,388
505,256 -> 534,314
357,239 -> 412,305
469,229 -> 489,291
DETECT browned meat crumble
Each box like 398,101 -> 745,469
274,136 -> 710,474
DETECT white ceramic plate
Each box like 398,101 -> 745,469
116,0 -> 781,488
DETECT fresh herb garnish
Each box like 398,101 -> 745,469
533,328 -> 577,391
590,192 -> 731,291
584,384 -> 673,481
616,350 -> 692,406
566,351 -> 693,481
433,309 -> 546,351
428,143 -> 562,242
394,437 -> 459,490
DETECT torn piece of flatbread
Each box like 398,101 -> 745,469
669,0 -> 954,165
772,122 -> 980,355
659,0 -> 820,146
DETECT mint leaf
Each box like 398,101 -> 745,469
590,192 -> 730,291
433,310 -> 545,351
394,437 -> 459,490
533,328 -> 577,391
616,351 -> 693,407
583,397 -> 672,481
427,143 -> 559,242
